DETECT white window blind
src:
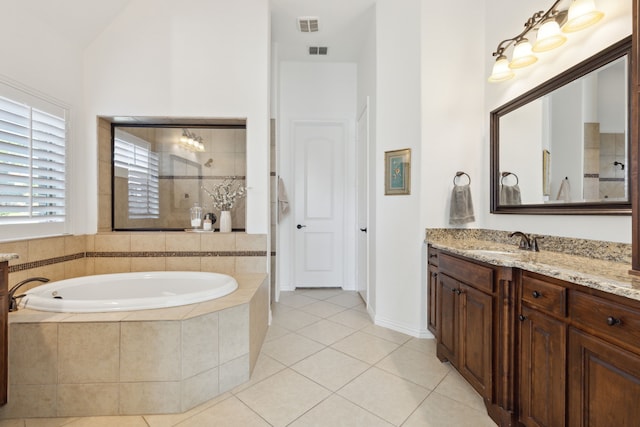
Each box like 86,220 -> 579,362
0,95 -> 66,224
113,130 -> 160,219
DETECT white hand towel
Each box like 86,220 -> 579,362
500,184 -> 522,205
277,177 -> 290,218
449,184 -> 475,225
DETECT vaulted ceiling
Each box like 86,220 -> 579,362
9,0 -> 375,62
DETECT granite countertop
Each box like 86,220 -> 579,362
427,238 -> 640,302
0,253 -> 18,262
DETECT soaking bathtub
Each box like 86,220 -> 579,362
3,272 -> 268,418
20,271 -> 239,312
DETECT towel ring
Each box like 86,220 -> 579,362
500,172 -> 519,185
453,171 -> 471,186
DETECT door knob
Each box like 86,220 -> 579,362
360,227 -> 367,232
296,224 -> 306,230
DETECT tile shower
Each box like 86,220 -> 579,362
583,122 -> 626,200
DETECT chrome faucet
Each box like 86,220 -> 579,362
509,231 -> 540,252
8,277 -> 49,312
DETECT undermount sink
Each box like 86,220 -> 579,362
466,249 -> 518,256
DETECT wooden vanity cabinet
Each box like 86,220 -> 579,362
567,291 -> 640,426
436,252 -> 495,401
518,271 -> 640,427
432,249 -> 517,426
567,328 -> 640,426
518,272 -> 567,427
431,248 -> 640,427
427,246 -> 438,334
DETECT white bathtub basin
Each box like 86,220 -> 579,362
21,271 -> 238,313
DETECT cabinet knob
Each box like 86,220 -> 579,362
518,314 -> 526,322
606,316 -> 621,326
532,291 -> 542,299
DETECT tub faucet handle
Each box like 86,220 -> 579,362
8,277 -> 49,312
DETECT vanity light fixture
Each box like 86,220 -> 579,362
179,129 -> 205,152
563,0 -> 604,33
488,0 -> 604,83
510,39 -> 538,68
488,55 -> 515,82
533,18 -> 567,52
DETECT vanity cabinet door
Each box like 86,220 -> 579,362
427,263 -> 438,334
519,305 -> 566,427
458,282 -> 493,400
436,273 -> 458,364
568,327 -> 640,427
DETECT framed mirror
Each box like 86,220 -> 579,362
111,123 -> 247,231
491,36 -> 631,215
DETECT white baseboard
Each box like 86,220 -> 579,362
374,314 -> 435,339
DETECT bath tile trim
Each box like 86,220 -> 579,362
8,251 -> 266,273
87,251 -> 267,258
9,253 -> 85,273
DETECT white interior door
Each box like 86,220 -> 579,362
356,101 -> 369,302
293,121 -> 345,288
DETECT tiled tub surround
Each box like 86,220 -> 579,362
0,273 -> 268,418
0,232 -> 267,292
426,228 -> 640,301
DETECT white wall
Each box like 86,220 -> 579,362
484,0 -> 632,242
84,0 -> 270,233
550,82 -> 584,201
277,61 -> 358,291
0,3 -> 88,238
419,0 -> 486,337
374,0 -> 425,336
421,1 -> 487,228
500,100 -> 543,203
599,60 -> 627,133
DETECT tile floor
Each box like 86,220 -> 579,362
0,289 -> 497,427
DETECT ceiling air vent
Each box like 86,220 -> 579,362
309,46 -> 328,56
298,17 -> 319,33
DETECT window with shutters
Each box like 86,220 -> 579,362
113,129 -> 160,219
0,89 -> 67,233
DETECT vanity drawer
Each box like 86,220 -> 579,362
570,291 -> 640,351
522,274 -> 567,318
439,253 -> 493,293
428,246 -> 439,266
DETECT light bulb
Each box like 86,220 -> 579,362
533,19 -> 567,52
488,55 -> 515,82
510,39 -> 537,69
563,0 -> 604,33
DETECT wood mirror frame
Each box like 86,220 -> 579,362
631,0 -> 640,273
490,36 -> 632,215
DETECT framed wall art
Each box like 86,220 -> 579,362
384,148 -> 411,195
